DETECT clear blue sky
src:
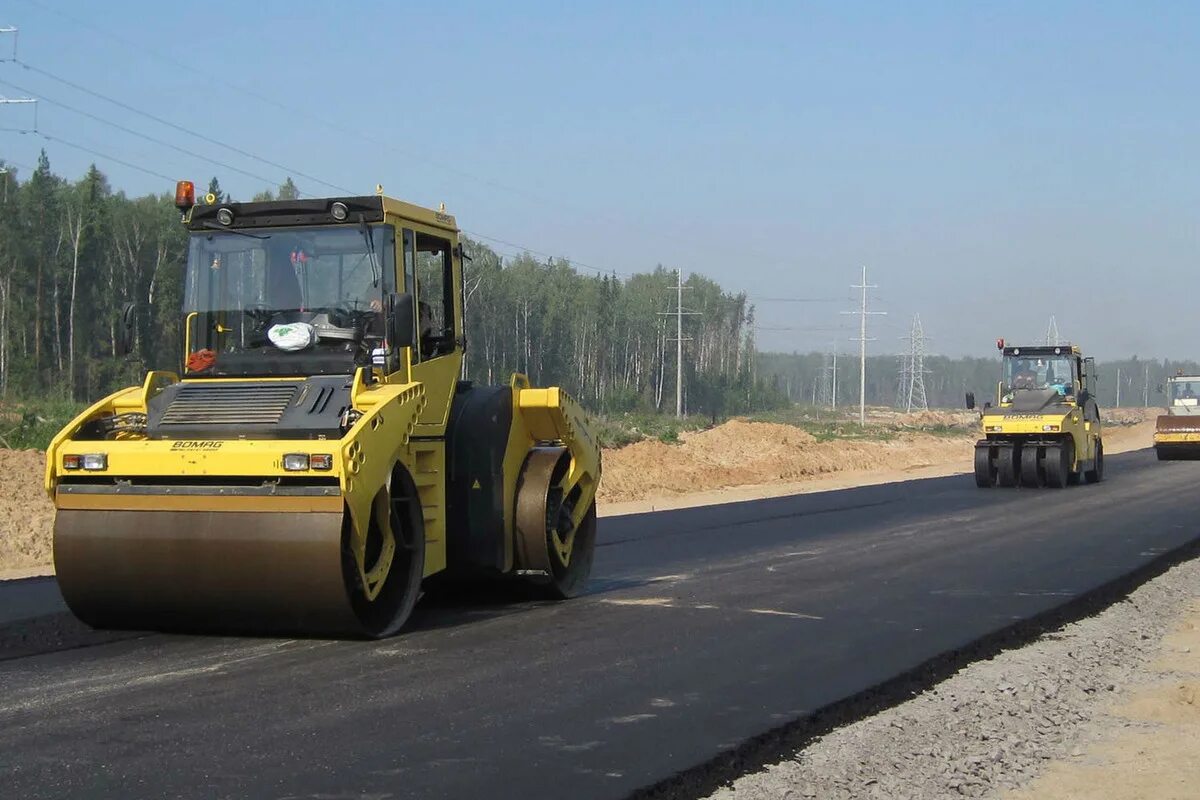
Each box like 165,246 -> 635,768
2,1 -> 1196,359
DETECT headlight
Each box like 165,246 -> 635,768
986,425 -> 1003,432
282,453 -> 310,471
282,453 -> 333,471
216,207 -> 234,226
1043,425 -> 1060,432
330,201 -> 349,221
78,453 -> 107,471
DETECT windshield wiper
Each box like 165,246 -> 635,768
358,214 -> 381,287
202,221 -> 271,240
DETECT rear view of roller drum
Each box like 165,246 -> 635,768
515,447 -> 597,598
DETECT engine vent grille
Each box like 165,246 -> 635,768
159,383 -> 299,426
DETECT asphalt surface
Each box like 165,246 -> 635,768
1,449 -> 1198,800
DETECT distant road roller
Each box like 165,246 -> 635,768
974,341 -> 1103,488
1153,372 -> 1200,460
44,182 -> 601,638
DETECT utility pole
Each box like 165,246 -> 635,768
659,269 -> 698,419
1116,367 -> 1122,407
1143,363 -> 1149,407
832,351 -> 837,410
842,266 -> 885,425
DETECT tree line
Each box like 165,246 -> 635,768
0,155 -> 784,415
757,352 -> 1200,410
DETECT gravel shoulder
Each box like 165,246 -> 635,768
703,551 -> 1200,800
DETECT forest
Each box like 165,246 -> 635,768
0,154 -> 1188,419
0,154 -> 780,416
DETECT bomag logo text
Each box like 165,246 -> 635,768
170,441 -> 223,450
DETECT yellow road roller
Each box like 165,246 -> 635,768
44,182 -> 601,638
974,341 -> 1103,488
1153,372 -> 1200,460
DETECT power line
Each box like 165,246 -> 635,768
10,6 -> 844,285
11,0 -> 601,219
4,55 -> 643,278
748,296 -> 842,303
0,76 -> 293,191
34,130 -> 176,181
461,229 -> 632,278
8,58 -> 353,195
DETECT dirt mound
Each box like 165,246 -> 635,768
892,409 -> 976,428
1104,407 -> 1159,426
0,449 -> 55,572
599,420 -> 975,504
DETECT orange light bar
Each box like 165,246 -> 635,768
175,180 -> 196,211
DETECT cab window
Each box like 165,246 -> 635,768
415,232 -> 454,360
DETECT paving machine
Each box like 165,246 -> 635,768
44,182 -> 601,638
1153,372 -> 1200,460
974,340 -> 1104,488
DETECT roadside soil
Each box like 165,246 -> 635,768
0,411 -> 1159,576
0,449 -> 53,576
600,413 -> 1157,516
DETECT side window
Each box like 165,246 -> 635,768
402,229 -> 416,295
415,232 -> 454,360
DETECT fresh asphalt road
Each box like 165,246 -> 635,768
1,449 -> 1198,800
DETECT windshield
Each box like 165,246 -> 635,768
1004,354 -> 1076,396
1170,380 -> 1199,406
183,224 -> 395,377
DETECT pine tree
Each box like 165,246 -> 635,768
205,177 -> 226,204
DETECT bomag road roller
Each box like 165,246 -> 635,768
974,340 -> 1104,488
43,182 -> 601,638
1153,372 -> 1200,460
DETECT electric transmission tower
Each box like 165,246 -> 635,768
899,313 -> 930,412
1044,316 -> 1061,346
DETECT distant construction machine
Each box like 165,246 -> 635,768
974,340 -> 1104,488
1153,372 -> 1200,460
43,182 -> 601,638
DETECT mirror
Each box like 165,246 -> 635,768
117,302 -> 137,356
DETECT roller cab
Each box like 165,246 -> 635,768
45,188 -> 601,638
1153,374 -> 1200,460
973,343 -> 1104,488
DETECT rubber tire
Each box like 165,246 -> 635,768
1085,440 -> 1104,483
1045,440 -> 1073,489
974,445 -> 995,488
1019,445 -> 1043,488
996,447 -> 1019,487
